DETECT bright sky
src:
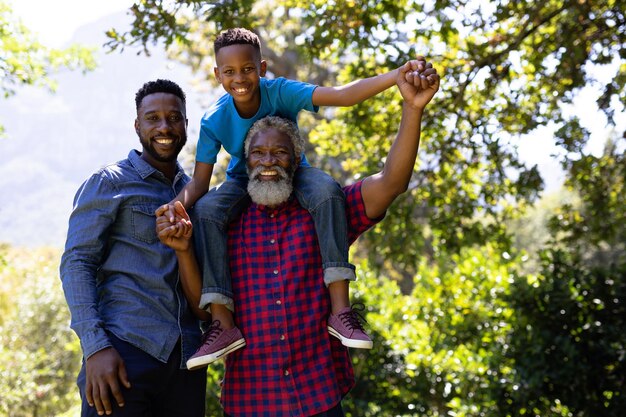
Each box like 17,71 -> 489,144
11,0 -> 135,47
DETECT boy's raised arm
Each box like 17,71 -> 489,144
310,56 -> 428,107
160,161 -> 214,222
311,68 -> 398,107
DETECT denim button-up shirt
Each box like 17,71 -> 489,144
60,150 -> 200,367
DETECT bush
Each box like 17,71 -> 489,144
0,246 -> 81,417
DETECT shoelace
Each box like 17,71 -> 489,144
201,319 -> 223,343
338,303 -> 368,330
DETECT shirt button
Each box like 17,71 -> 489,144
270,214 -> 275,218
276,299 -> 282,305
284,370 -> 290,376
270,239 -> 275,244
273,270 -> 278,275
280,334 -> 285,340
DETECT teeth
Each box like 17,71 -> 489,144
234,88 -> 247,93
261,170 -> 277,176
155,138 -> 173,144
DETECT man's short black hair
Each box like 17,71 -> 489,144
135,79 -> 186,112
214,28 -> 261,56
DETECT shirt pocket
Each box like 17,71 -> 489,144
131,203 -> 160,244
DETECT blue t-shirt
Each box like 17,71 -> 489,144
197,77 -> 319,179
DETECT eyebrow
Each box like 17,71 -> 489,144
142,110 -> 183,115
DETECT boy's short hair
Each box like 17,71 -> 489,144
135,79 -> 186,112
214,28 -> 262,56
244,116 -> 304,158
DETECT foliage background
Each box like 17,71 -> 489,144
1,0 -> 625,416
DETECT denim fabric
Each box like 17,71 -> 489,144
193,166 -> 354,311
77,333 -> 207,417
60,150 -> 202,366
293,166 -> 355,285
192,177 -> 250,312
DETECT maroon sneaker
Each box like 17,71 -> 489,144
327,304 -> 373,349
186,320 -> 246,370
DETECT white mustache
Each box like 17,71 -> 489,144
250,165 -> 289,180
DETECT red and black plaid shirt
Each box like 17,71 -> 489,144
222,181 -> 381,416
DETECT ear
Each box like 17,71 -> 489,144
259,60 -> 267,77
214,66 -> 221,83
134,119 -> 140,135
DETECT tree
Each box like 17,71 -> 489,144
0,0 -> 96,135
504,131 -> 626,415
106,0 -> 625,278
104,2 -> 626,415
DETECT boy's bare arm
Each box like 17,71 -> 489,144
156,202 -> 211,321
161,161 -> 214,222
311,68 -> 398,107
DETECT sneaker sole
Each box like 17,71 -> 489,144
186,338 -> 247,370
327,326 -> 373,349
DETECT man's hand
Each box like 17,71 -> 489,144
156,201 -> 192,252
397,57 -> 440,110
85,347 -> 131,416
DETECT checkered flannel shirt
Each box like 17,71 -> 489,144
221,180 -> 381,416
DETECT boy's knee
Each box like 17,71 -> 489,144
312,177 -> 344,202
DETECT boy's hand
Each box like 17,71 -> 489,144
156,201 -> 192,251
397,57 -> 440,110
156,202 -> 179,224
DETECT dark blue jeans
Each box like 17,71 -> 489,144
77,333 -> 207,416
193,166 -> 355,311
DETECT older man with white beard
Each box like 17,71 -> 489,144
244,116 -> 301,207
157,57 -> 440,417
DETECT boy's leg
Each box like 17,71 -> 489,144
188,177 -> 249,369
186,307 -> 246,370
328,280 -> 350,314
293,166 -> 354,283
293,167 -> 372,349
191,177 -> 250,311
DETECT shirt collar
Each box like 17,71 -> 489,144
128,149 -> 185,181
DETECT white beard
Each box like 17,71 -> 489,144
247,165 -> 294,206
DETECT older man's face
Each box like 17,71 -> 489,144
246,127 -> 298,207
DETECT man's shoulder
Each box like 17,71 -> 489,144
342,180 -> 383,238
263,77 -> 312,89
95,157 -> 131,177
342,181 -> 362,204
91,152 -> 146,184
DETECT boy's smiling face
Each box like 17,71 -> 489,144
214,44 -> 267,118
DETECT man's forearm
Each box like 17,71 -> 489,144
382,103 -> 424,192
60,266 -> 111,359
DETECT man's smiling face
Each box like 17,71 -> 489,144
246,127 -> 299,207
134,92 -> 187,166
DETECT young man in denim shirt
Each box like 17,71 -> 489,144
60,79 -> 206,417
